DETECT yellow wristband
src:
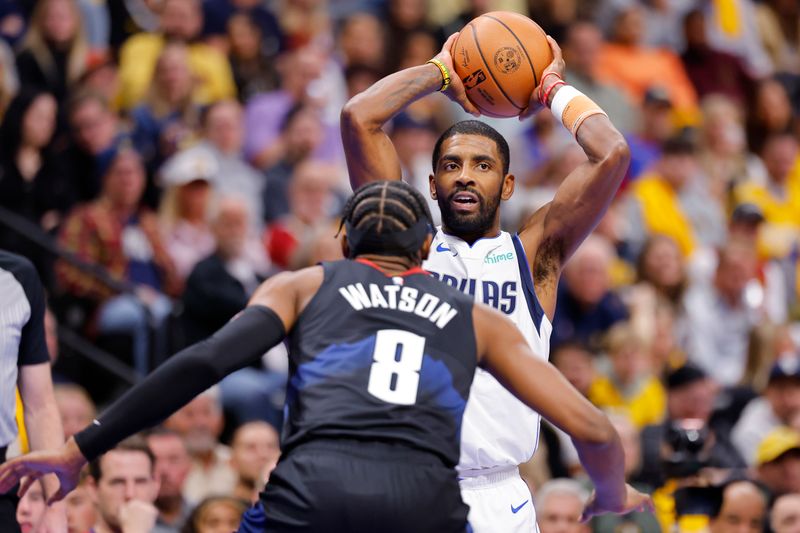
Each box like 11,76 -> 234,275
427,58 -> 451,92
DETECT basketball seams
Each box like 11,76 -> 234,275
469,22 -> 524,112
483,14 -> 539,88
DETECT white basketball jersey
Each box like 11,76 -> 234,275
423,228 -> 553,473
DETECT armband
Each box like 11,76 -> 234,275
550,85 -> 608,137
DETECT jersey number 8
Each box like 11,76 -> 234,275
367,329 -> 425,405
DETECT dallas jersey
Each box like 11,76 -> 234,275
283,259 -> 478,468
424,229 -> 553,473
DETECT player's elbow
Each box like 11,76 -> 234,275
599,134 -> 630,172
341,94 -> 378,133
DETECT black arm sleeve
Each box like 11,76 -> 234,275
73,305 -> 286,461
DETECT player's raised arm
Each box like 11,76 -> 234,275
516,37 -> 630,318
472,303 -> 652,518
0,268 -> 321,502
341,33 -> 480,189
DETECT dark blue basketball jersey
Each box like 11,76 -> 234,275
283,259 -> 479,467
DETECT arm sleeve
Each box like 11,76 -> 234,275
73,305 -> 286,461
18,260 -> 49,366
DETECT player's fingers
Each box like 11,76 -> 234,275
442,32 -> 459,54
17,474 -> 39,499
518,103 -> 540,121
0,462 -> 26,493
47,487 -> 66,506
547,35 -> 563,62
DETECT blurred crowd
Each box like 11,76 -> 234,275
0,0 -> 799,531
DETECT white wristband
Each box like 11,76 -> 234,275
550,85 -> 582,128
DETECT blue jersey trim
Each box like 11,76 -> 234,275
511,234 -> 545,333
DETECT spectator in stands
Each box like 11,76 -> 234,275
54,383 -> 95,439
588,322 -> 666,428
681,9 -> 753,106
227,12 -> 279,103
116,0 -> 235,110
260,102 -> 325,222
57,145 -> 179,376
195,100 -> 265,230
634,235 -> 686,309
146,428 -> 193,532
203,0 -> 283,57
278,0 -> 331,50
626,134 -> 726,258
733,357 -> 800,464
0,89 -> 73,283
596,2 -> 697,118
163,388 -> 236,504
562,20 -> 634,134
639,364 -> 745,488
87,436 -> 160,533
551,343 -> 595,398
683,241 -> 760,386
534,478 -> 590,533
64,470 -> 96,533
734,132 -> 800,260
15,478 -> 46,533
755,0 -> 800,75
697,96 -> 760,204
15,0 -> 88,104
265,160 -> 338,269
157,148 -> 216,280
625,87 -> 675,181
552,235 -> 628,350
708,480 -> 767,533
746,79 -> 795,153
181,196 -> 269,345
244,46 -> 339,171
130,42 -> 201,174
230,421 -> 280,503
336,13 -> 386,72
754,426 -> 800,498
66,91 -> 125,201
182,496 -> 246,533
771,492 -> 800,533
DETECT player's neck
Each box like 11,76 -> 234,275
356,254 -> 419,275
441,223 -> 501,246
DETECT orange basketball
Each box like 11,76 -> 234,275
451,11 -> 553,118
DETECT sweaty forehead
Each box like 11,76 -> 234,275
438,134 -> 501,162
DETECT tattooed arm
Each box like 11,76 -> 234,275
341,33 -> 479,188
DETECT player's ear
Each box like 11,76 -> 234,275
340,230 -> 350,259
501,173 -> 515,201
420,232 -> 433,261
428,174 -> 437,200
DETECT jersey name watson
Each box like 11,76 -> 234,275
338,283 -> 458,329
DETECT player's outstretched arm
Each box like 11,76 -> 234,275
0,268 -> 321,503
473,303 -> 652,517
341,33 -> 479,189
515,38 -> 630,318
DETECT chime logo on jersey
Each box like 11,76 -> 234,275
426,271 -> 517,315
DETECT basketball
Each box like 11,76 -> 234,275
451,11 -> 553,118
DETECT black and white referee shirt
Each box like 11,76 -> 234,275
0,250 -> 49,448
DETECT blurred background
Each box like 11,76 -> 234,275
1,0 -> 799,531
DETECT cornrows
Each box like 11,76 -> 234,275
339,180 -> 433,236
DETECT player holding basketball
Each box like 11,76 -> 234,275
0,182 -> 649,532
341,32 -> 630,532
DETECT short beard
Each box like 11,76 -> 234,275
437,187 -> 501,238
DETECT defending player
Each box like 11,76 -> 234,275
0,182 -> 649,532
341,33 -> 629,532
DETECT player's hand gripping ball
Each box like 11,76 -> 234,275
450,11 -> 555,118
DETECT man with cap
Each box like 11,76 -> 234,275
57,145 -> 180,377
733,357 -> 800,464
755,426 -> 800,498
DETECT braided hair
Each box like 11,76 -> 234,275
339,181 -> 434,259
